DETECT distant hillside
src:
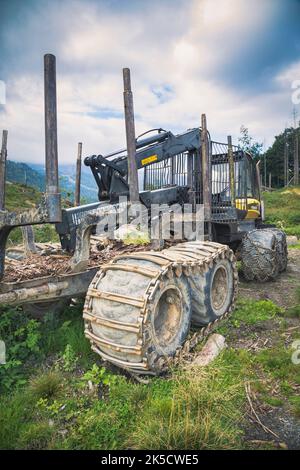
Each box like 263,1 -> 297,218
6,160 -> 99,203
5,181 -> 42,212
26,162 -> 99,203
7,160 -> 45,191
7,160 -> 145,204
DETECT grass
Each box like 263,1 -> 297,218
263,186 -> 300,237
253,343 -> 300,417
4,182 -> 65,245
285,305 -> 300,318
0,390 -> 37,449
217,299 -> 283,334
18,421 -> 55,450
233,299 -> 282,325
283,286 -> 300,318
0,354 -> 248,450
215,298 -> 300,423
0,297 -> 299,450
5,182 -> 41,211
29,370 -> 63,400
289,243 -> 300,249
129,355 -> 247,450
41,303 -> 93,368
0,298 -> 253,450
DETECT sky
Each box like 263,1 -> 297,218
0,0 -> 300,165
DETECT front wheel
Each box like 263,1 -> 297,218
185,249 -> 237,326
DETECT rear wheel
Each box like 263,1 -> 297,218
84,241 -> 238,374
186,252 -> 236,326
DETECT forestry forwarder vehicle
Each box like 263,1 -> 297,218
0,54 -> 287,375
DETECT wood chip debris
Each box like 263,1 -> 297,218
3,239 -> 160,283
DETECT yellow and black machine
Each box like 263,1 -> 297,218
0,55 -> 287,375
84,115 -> 286,284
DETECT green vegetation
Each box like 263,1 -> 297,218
6,161 -> 45,191
1,297 -> 299,450
263,186 -> 300,237
0,303 -> 92,393
4,182 -> 64,245
254,342 -> 300,416
232,299 -> 282,325
284,287 -> 300,318
0,177 -> 299,449
5,182 -> 41,211
263,126 -> 299,188
216,298 -> 282,334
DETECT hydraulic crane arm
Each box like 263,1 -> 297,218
84,128 -> 201,202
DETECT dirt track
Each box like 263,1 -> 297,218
239,248 -> 300,309
234,248 -> 300,449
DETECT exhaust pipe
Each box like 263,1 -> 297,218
44,54 -> 61,222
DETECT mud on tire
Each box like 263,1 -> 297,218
269,228 -> 288,272
240,228 -> 283,282
187,257 -> 235,326
83,241 -> 237,375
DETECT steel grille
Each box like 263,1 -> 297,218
143,141 -> 249,223
211,141 -> 246,222
144,152 -> 189,190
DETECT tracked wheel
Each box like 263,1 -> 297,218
84,241 -> 237,375
240,228 -> 284,282
180,246 -> 236,326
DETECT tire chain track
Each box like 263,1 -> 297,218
84,241 -> 238,375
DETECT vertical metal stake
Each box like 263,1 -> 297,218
44,53 -> 61,221
201,114 -> 211,240
227,135 -> 235,208
122,68 -> 139,203
0,130 -> 8,211
75,142 -> 82,206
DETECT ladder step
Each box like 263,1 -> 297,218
102,263 -> 160,277
88,289 -> 145,308
85,329 -> 142,354
83,310 -> 141,333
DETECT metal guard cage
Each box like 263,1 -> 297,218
143,140 -> 259,224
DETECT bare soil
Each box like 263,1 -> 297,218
234,248 -> 300,449
239,248 -> 300,309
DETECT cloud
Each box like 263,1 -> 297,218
0,0 -> 300,167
